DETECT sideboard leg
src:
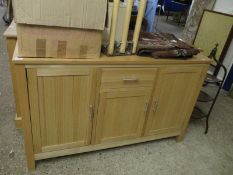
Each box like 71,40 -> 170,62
27,159 -> 36,171
176,135 -> 184,142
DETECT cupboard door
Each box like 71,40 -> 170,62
145,66 -> 203,136
94,88 -> 151,144
27,67 -> 95,153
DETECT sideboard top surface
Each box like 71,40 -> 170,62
13,45 -> 211,66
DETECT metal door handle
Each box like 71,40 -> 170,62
89,105 -> 94,119
123,77 -> 139,82
153,101 -> 158,113
144,102 -> 149,114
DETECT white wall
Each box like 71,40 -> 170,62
213,0 -> 233,79
214,0 -> 233,14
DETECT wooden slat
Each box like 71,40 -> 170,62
5,38 -> 22,129
176,64 -> 210,141
120,0 -> 134,53
13,44 -> 212,66
27,69 -> 42,153
15,65 -> 35,170
35,130 -> 181,160
37,67 -> 90,76
132,0 -> 148,53
108,0 -> 120,55
42,141 -> 85,152
3,21 -> 17,38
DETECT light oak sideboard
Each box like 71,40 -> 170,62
9,42 -> 211,170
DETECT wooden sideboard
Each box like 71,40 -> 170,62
10,42 -> 211,170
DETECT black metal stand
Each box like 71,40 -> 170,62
192,44 -> 227,134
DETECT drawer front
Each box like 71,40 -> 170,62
101,68 -> 157,89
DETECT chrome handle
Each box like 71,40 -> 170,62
144,102 -> 149,114
123,77 -> 139,82
89,105 -> 94,119
152,101 -> 158,113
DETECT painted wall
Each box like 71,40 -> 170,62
213,0 -> 233,79
213,0 -> 233,14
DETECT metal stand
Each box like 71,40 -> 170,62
192,44 -> 227,134
2,0 -> 13,25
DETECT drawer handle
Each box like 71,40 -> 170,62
123,77 -> 139,82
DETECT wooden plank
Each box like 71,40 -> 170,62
36,67 -> 90,77
12,44 -> 212,65
6,37 -> 22,129
27,69 -> 42,153
42,141 -> 85,153
15,65 -> 35,170
132,0 -> 147,53
35,130 -> 180,160
3,21 -> 17,38
13,55 -> 212,65
120,0 -> 134,53
176,64 -> 210,142
91,68 -> 102,144
108,0 -> 120,55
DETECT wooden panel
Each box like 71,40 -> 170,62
35,130 -> 180,160
3,21 -> 17,38
27,69 -> 42,153
27,67 -> 95,153
101,68 -> 157,89
5,38 -> 22,128
94,88 -> 152,144
176,64 -> 209,141
37,67 -> 90,76
15,65 -> 35,170
145,66 -> 203,136
12,44 -> 212,65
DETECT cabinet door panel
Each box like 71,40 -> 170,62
145,66 -> 202,136
27,68 -> 94,153
94,88 -> 151,144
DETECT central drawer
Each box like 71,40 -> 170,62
100,68 -> 157,89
